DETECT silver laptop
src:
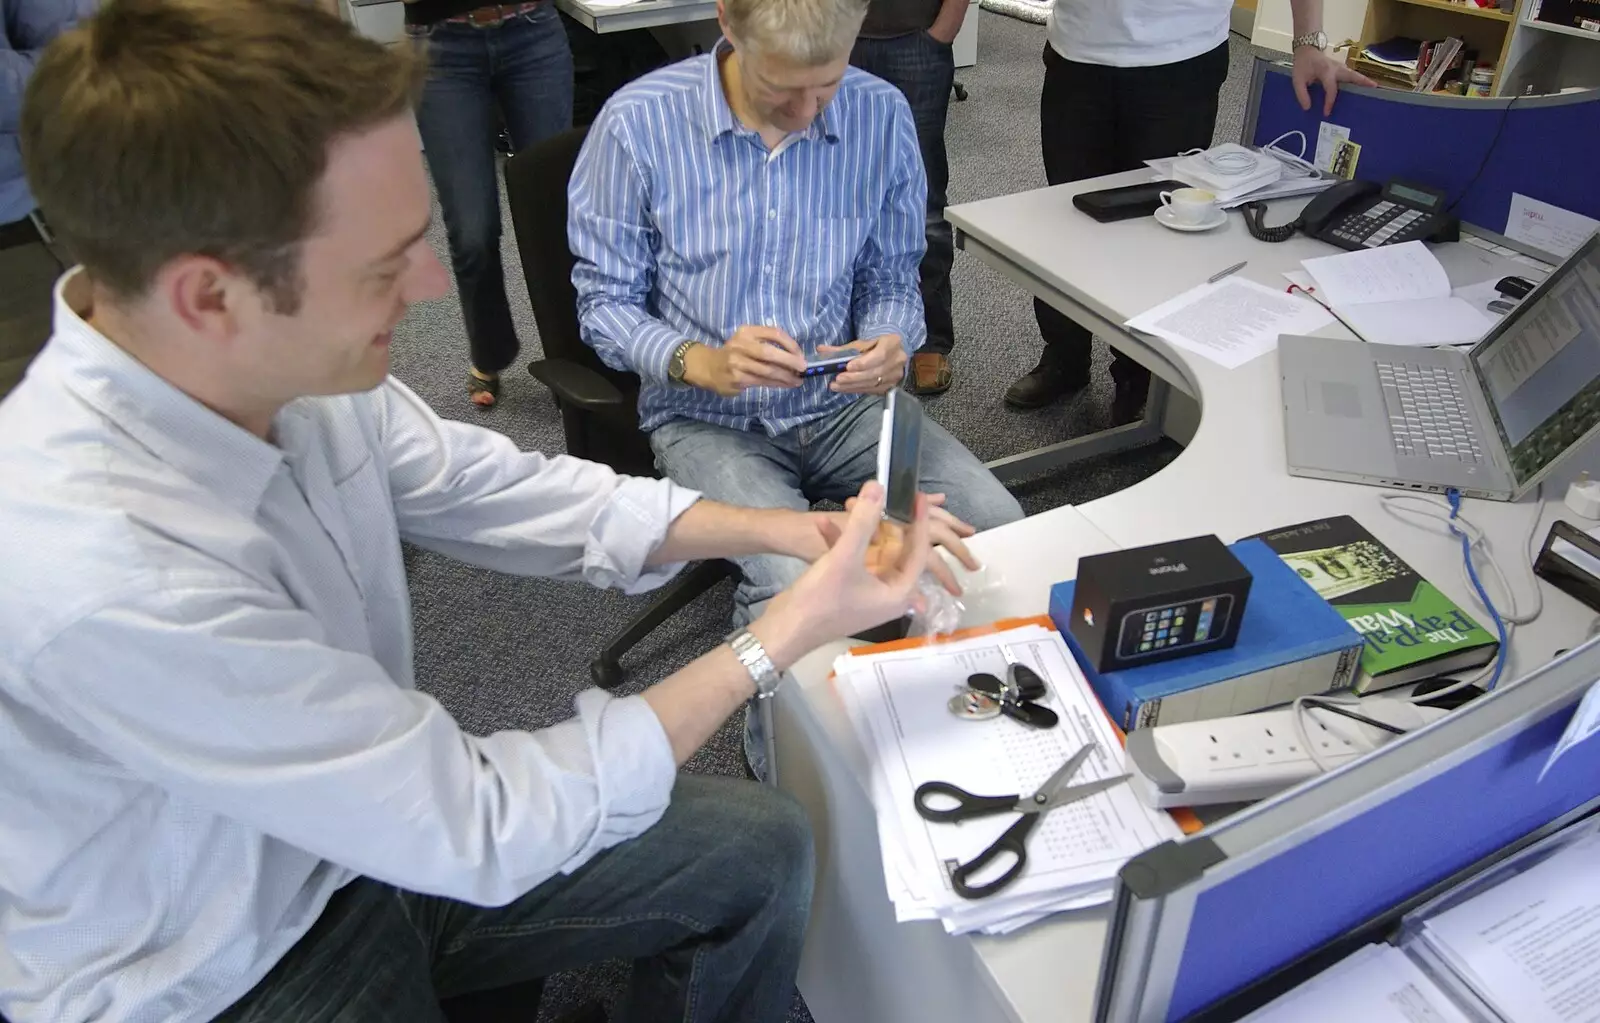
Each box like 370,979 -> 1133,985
1281,232 -> 1600,501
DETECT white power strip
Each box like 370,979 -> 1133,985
1125,698 -> 1450,809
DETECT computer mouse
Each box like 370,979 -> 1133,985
1496,276 -> 1535,300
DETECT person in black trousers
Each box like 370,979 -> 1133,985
1004,0 -> 1368,421
850,0 -> 969,396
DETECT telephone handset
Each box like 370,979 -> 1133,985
1242,178 -> 1460,250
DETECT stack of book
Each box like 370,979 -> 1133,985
1351,36 -> 1477,94
1251,516 -> 1499,693
1351,36 -> 1422,89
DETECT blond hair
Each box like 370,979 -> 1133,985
723,0 -> 870,65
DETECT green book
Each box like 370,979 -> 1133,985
1251,515 -> 1498,693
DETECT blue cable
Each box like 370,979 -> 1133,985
1447,488 -> 1509,691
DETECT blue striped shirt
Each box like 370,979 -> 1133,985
569,45 -> 928,435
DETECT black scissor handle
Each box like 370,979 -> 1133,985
913,780 -> 1018,823
951,813 -> 1040,900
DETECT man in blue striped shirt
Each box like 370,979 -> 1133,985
570,0 -> 1022,778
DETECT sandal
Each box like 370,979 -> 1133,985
467,369 -> 500,408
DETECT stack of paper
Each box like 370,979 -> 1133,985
1124,277 -> 1334,370
1143,153 -> 1337,209
1408,824 -> 1600,1023
833,623 -> 1182,936
1238,944 -> 1472,1022
1300,241 -> 1500,347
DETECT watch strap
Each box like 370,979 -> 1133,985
1292,30 -> 1327,49
729,629 -> 783,699
668,340 -> 695,383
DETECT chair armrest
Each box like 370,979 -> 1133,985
528,358 -> 627,412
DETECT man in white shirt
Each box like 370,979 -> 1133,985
1003,0 -> 1372,420
0,2 -> 970,1021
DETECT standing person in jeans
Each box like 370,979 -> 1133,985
407,0 -> 575,408
1,0 -> 96,398
1003,0 -> 1370,420
848,0 -> 966,396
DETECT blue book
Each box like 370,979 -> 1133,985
1049,539 -> 1364,732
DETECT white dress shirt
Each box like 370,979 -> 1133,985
0,273 -> 700,1023
1047,0 -> 1230,68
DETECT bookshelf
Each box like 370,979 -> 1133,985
1353,0 -> 1524,94
1504,0 -> 1600,92
1390,0 -> 1515,21
1519,14 -> 1600,37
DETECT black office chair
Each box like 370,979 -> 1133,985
504,127 -> 736,690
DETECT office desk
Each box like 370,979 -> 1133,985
554,0 -> 714,34
776,172 -> 1600,1023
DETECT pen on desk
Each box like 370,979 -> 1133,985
1207,261 -> 1247,284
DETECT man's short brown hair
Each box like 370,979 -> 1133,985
20,0 -> 426,313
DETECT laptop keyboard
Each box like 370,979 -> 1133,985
1375,361 -> 1484,464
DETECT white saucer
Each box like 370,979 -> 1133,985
1155,206 -> 1227,232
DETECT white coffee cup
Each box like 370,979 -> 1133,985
1159,187 -> 1218,225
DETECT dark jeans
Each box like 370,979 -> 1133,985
212,776 -> 813,1023
851,32 -> 955,356
1035,42 -> 1229,384
0,214 -> 68,399
414,4 -> 575,376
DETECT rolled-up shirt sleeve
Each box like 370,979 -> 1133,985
25,581 -> 678,906
375,379 -> 699,594
568,115 -> 686,384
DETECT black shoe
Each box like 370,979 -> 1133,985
1004,359 -> 1089,410
1111,375 -> 1149,426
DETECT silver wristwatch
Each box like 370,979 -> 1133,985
1292,29 -> 1328,50
729,629 -> 783,700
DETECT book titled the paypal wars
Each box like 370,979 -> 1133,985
1252,515 -> 1498,693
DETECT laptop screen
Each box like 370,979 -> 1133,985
1473,234 -> 1600,487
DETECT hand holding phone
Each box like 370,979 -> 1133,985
802,353 -> 854,377
876,390 -> 923,525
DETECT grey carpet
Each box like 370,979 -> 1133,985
389,17 -> 1269,1022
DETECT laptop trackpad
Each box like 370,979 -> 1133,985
1319,381 -> 1363,418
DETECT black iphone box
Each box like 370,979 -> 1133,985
1068,535 -> 1253,673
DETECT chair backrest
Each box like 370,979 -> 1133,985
504,127 -> 657,476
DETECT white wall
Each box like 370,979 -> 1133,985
1251,0 -> 1367,54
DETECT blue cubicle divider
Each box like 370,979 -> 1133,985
1245,61 -> 1600,238
1161,700 -> 1600,1020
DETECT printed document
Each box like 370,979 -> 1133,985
1124,277 -> 1334,369
834,625 -> 1181,935
1507,194 -> 1599,260
1240,944 -> 1472,1023
1421,827 -> 1600,1023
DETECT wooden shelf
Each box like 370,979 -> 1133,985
1520,16 -> 1600,38
1391,0 -> 1517,21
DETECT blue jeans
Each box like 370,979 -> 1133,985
850,33 -> 956,355
414,5 -> 574,375
650,394 -> 1023,777
212,776 -> 812,1023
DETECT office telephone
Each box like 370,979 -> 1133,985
1242,178 -> 1460,250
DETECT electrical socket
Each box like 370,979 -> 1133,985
1126,698 -> 1449,809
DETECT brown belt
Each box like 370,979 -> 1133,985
446,2 -> 545,27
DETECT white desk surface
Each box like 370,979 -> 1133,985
779,170 -> 1600,1023
554,0 -> 715,33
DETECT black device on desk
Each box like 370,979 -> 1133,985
1068,536 -> 1253,673
1242,178 -> 1460,250
1534,521 -> 1600,614
1072,179 -> 1187,223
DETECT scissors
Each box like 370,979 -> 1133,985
912,744 -> 1131,900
